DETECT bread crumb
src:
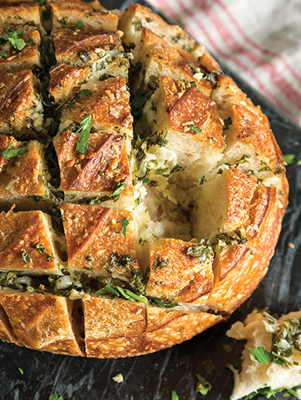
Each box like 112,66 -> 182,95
288,242 -> 295,249
112,373 -> 124,383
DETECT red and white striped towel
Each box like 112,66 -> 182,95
147,0 -> 301,126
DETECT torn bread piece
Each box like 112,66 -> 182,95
51,0 -> 118,33
49,63 -> 91,104
53,28 -> 131,79
82,295 -> 146,358
143,306 -> 224,354
61,203 -> 139,278
0,70 -> 44,139
0,3 -> 42,29
0,25 -> 42,74
0,207 -> 62,274
131,28 -> 212,98
227,309 -> 301,400
54,130 -> 134,208
139,75 -> 224,179
0,291 -> 83,356
211,74 -> 288,209
119,3 -> 195,57
144,238 -> 214,304
59,77 -> 132,139
0,136 -> 50,211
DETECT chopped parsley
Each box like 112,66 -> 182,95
75,114 -> 92,155
18,368 -> 24,375
85,256 -> 92,261
74,20 -> 86,29
283,154 -> 296,165
79,89 -> 92,97
248,346 -> 283,365
171,391 -> 179,400
196,374 -> 212,396
49,394 -> 64,400
32,244 -> 54,262
21,250 -> 31,264
154,256 -> 169,269
110,181 -> 127,197
121,217 -> 129,237
142,178 -> 151,185
2,144 -> 28,159
1,51 -> 8,58
129,270 -> 148,295
245,386 -> 298,399
187,242 -> 214,263
200,176 -> 207,185
189,125 -> 202,134
78,49 -> 91,63
0,30 -> 26,51
223,116 -> 232,130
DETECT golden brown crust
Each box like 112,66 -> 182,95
53,28 -> 122,66
0,70 -> 42,137
0,208 -> 60,273
53,130 -> 133,198
0,292 -> 83,356
60,77 -> 132,135
144,306 -> 224,354
0,303 -> 18,344
51,0 -> 118,32
0,26 -> 41,73
146,238 -> 214,303
0,136 -> 48,201
49,64 -> 91,103
0,3 -> 41,28
60,203 -> 139,277
82,295 -> 146,358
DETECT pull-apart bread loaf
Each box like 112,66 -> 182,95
0,1 -> 288,358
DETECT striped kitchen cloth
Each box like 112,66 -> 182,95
146,0 -> 301,127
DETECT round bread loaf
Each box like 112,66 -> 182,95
0,0 -> 288,358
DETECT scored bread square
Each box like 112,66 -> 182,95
0,26 -> 42,74
119,3 -> 195,57
60,203 -> 139,278
82,295 -> 146,358
54,130 -> 134,207
145,238 -> 214,304
143,306 -> 224,354
133,28 -> 212,97
59,77 -> 133,138
0,3 -> 41,29
0,70 -> 44,139
192,167 -> 257,240
49,64 -> 91,104
0,291 -> 84,356
0,136 -> 50,211
51,0 -> 118,33
0,303 -> 18,344
53,28 -> 131,79
140,75 -> 224,178
0,207 -> 61,274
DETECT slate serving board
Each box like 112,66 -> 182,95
1,1 -> 301,399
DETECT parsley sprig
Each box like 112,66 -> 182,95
0,30 -> 26,51
2,144 -> 28,159
75,114 -> 92,155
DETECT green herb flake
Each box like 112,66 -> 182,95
142,178 -> 151,185
223,116 -> 232,130
85,255 -> 92,261
79,89 -> 92,97
75,113 -> 92,155
120,217 -> 129,237
200,176 -> 207,185
222,344 -> 232,353
154,256 -> 169,269
18,368 -> 24,375
248,346 -> 283,365
1,51 -> 8,58
2,144 -> 28,159
110,181 -> 127,197
171,391 -> 179,400
49,394 -> 64,400
283,154 -> 296,165
74,20 -> 86,29
0,30 -> 26,51
99,171 -> 105,178
196,374 -> 212,396
21,250 -> 31,264
189,125 -> 202,134
297,160 -> 301,166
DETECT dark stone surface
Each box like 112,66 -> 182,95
1,1 -> 301,399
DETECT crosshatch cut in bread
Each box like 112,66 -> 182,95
0,0 -> 288,359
